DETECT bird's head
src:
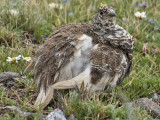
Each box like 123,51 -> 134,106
93,6 -> 116,26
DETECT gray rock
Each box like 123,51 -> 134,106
0,72 -> 21,82
132,98 -> 160,119
46,109 -> 66,120
0,105 -> 46,119
0,72 -> 21,88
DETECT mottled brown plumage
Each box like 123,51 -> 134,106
31,23 -> 100,91
25,6 -> 134,109
91,44 -> 125,85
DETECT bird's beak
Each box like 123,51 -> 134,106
108,13 -> 116,17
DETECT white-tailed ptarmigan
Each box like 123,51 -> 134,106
25,6 -> 134,109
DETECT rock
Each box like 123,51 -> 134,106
67,114 -> 77,120
132,98 -> 160,119
46,109 -> 66,120
0,105 -> 46,119
0,72 -> 21,82
0,72 -> 21,88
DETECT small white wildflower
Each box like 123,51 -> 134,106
59,4 -> 63,9
6,57 -> 14,62
49,3 -> 58,9
49,3 -> 63,9
134,11 -> 146,19
6,55 -> 21,63
22,56 -> 31,62
9,9 -> 19,16
16,55 -> 22,61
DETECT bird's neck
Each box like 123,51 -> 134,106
92,23 -> 115,32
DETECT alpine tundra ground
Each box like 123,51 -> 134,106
0,0 -> 160,119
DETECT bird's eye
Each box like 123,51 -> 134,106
100,12 -> 103,15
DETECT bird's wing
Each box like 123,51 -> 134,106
90,44 -> 128,86
28,24 -> 92,91
32,27 -> 84,109
38,38 -> 79,89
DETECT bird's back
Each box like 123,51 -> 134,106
29,23 -> 100,91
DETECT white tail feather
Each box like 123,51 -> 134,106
34,86 -> 53,109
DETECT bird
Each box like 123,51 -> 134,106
25,6 -> 134,109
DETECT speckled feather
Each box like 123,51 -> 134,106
92,24 -> 133,76
90,44 -> 125,85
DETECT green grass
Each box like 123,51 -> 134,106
0,0 -> 160,119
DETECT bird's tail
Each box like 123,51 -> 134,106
34,86 -> 53,109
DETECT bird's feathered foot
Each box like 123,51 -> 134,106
51,69 -> 90,89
